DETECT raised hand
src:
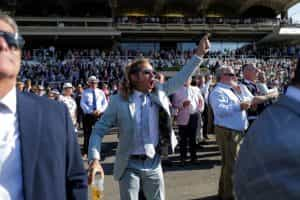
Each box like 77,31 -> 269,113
196,33 -> 211,57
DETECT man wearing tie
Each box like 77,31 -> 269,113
80,76 -> 108,155
240,63 -> 277,125
0,15 -> 87,200
234,59 -> 300,200
88,35 -> 210,200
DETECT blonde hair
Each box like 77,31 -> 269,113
120,58 -> 150,100
0,15 -> 18,33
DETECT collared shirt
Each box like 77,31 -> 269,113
209,83 -> 248,131
131,90 -> 159,155
235,84 -> 254,102
200,80 -> 211,103
80,88 -> 108,114
0,87 -> 24,200
172,85 -> 204,125
285,86 -> 300,103
60,95 -> 77,126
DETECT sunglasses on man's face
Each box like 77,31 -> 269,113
0,31 -> 25,49
141,69 -> 156,76
224,73 -> 236,77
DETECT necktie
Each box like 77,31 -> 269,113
140,94 -> 155,158
92,90 -> 97,110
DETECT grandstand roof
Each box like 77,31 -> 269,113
5,0 -> 300,18
115,0 -> 298,17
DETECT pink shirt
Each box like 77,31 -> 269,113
172,86 -> 204,125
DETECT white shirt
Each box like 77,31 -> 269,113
200,80 -> 211,103
0,87 -> 24,200
209,83 -> 249,131
186,86 -> 204,114
60,95 -> 77,126
285,86 -> 300,103
80,88 -> 108,114
172,85 -> 204,125
131,90 -> 159,155
235,84 -> 254,102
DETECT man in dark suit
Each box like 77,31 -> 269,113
0,15 -> 87,200
240,63 -> 277,125
234,60 -> 300,200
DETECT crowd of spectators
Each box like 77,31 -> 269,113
18,46 -> 297,92
115,16 -> 291,25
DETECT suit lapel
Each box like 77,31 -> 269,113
17,92 -> 42,200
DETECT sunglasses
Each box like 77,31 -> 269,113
141,69 -> 156,76
0,31 -> 25,49
224,73 -> 236,77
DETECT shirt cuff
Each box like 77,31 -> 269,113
89,149 -> 100,162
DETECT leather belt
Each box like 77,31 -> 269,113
130,155 -> 149,161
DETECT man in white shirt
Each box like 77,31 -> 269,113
80,76 -> 108,155
60,82 -> 77,128
0,15 -> 87,200
235,60 -> 300,200
172,77 -> 204,165
209,66 -> 251,200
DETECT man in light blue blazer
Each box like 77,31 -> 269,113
234,60 -> 300,200
88,35 -> 210,200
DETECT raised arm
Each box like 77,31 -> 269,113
162,35 -> 210,95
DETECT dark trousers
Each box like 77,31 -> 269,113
202,103 -> 209,138
82,114 -> 99,154
178,113 -> 199,161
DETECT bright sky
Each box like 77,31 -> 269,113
288,2 -> 300,23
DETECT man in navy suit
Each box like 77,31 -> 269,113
0,15 -> 87,200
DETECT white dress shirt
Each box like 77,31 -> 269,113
0,87 -> 24,200
60,95 -> 77,126
131,90 -> 159,155
209,83 -> 249,131
80,88 -> 108,114
235,84 -> 254,102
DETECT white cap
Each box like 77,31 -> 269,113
88,76 -> 99,83
63,82 -> 73,89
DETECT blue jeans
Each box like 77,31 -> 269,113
119,154 -> 165,200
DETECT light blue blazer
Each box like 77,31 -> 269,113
88,55 -> 203,180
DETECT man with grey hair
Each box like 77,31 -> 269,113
234,59 -> 300,200
0,15 -> 87,200
241,63 -> 278,125
209,65 -> 251,200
